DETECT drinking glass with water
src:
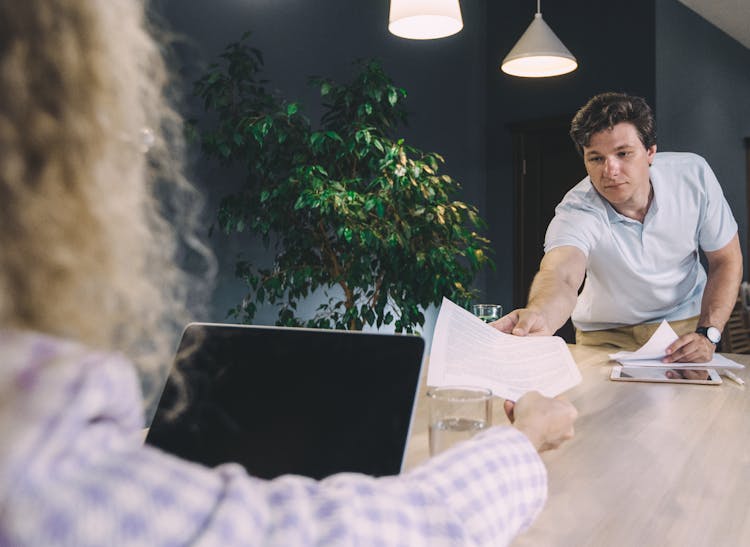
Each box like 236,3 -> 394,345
427,386 -> 492,456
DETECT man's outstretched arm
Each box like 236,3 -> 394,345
493,246 -> 586,336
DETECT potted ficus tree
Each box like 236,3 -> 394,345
190,34 -> 492,333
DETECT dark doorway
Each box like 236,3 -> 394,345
510,116 -> 587,343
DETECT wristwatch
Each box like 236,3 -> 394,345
696,326 -> 721,344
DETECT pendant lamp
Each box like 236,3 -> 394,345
501,0 -> 577,78
388,0 -> 463,40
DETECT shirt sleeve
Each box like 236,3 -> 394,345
695,156 -> 738,252
2,336 -> 548,547
544,187 -> 603,257
191,426 -> 546,546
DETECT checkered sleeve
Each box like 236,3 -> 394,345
1,333 -> 547,546
190,426 -> 547,546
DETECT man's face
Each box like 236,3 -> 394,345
582,122 -> 656,211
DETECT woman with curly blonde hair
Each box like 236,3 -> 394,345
0,1 -> 576,545
0,0 -> 208,387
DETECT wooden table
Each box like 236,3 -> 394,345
403,345 -> 750,546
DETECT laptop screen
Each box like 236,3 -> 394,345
146,323 -> 425,480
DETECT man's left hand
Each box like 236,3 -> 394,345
663,333 -> 715,363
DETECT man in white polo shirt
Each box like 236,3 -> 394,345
495,92 -> 743,363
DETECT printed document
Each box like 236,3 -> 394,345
609,320 -> 744,370
427,298 -> 582,400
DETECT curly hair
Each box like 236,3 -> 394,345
569,92 -> 656,156
0,0 -> 214,403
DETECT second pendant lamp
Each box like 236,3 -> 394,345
501,0 -> 577,78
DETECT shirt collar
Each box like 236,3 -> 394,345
593,172 -> 658,225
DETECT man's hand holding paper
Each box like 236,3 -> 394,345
428,298 -> 582,401
609,319 -> 745,370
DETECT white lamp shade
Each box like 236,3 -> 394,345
501,13 -> 577,77
389,0 -> 463,40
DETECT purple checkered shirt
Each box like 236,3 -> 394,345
0,330 -> 547,545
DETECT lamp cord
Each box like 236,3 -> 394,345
536,0 -> 541,15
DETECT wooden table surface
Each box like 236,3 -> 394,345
403,345 -> 750,547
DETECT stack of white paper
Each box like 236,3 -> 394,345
427,298 -> 582,401
609,320 -> 745,370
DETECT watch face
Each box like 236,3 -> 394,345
706,326 -> 721,344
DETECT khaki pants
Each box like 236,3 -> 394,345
576,316 -> 700,351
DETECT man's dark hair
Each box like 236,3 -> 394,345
569,92 -> 656,156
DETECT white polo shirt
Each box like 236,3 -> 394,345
545,152 -> 738,331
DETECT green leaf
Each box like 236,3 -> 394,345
388,87 -> 398,106
325,131 -> 343,143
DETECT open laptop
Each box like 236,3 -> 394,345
145,323 -> 425,480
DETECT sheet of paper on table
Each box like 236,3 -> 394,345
427,297 -> 582,401
608,319 -> 745,370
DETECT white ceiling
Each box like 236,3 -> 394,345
677,0 -> 750,49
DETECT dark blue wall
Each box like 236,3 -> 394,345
656,0 -> 750,273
